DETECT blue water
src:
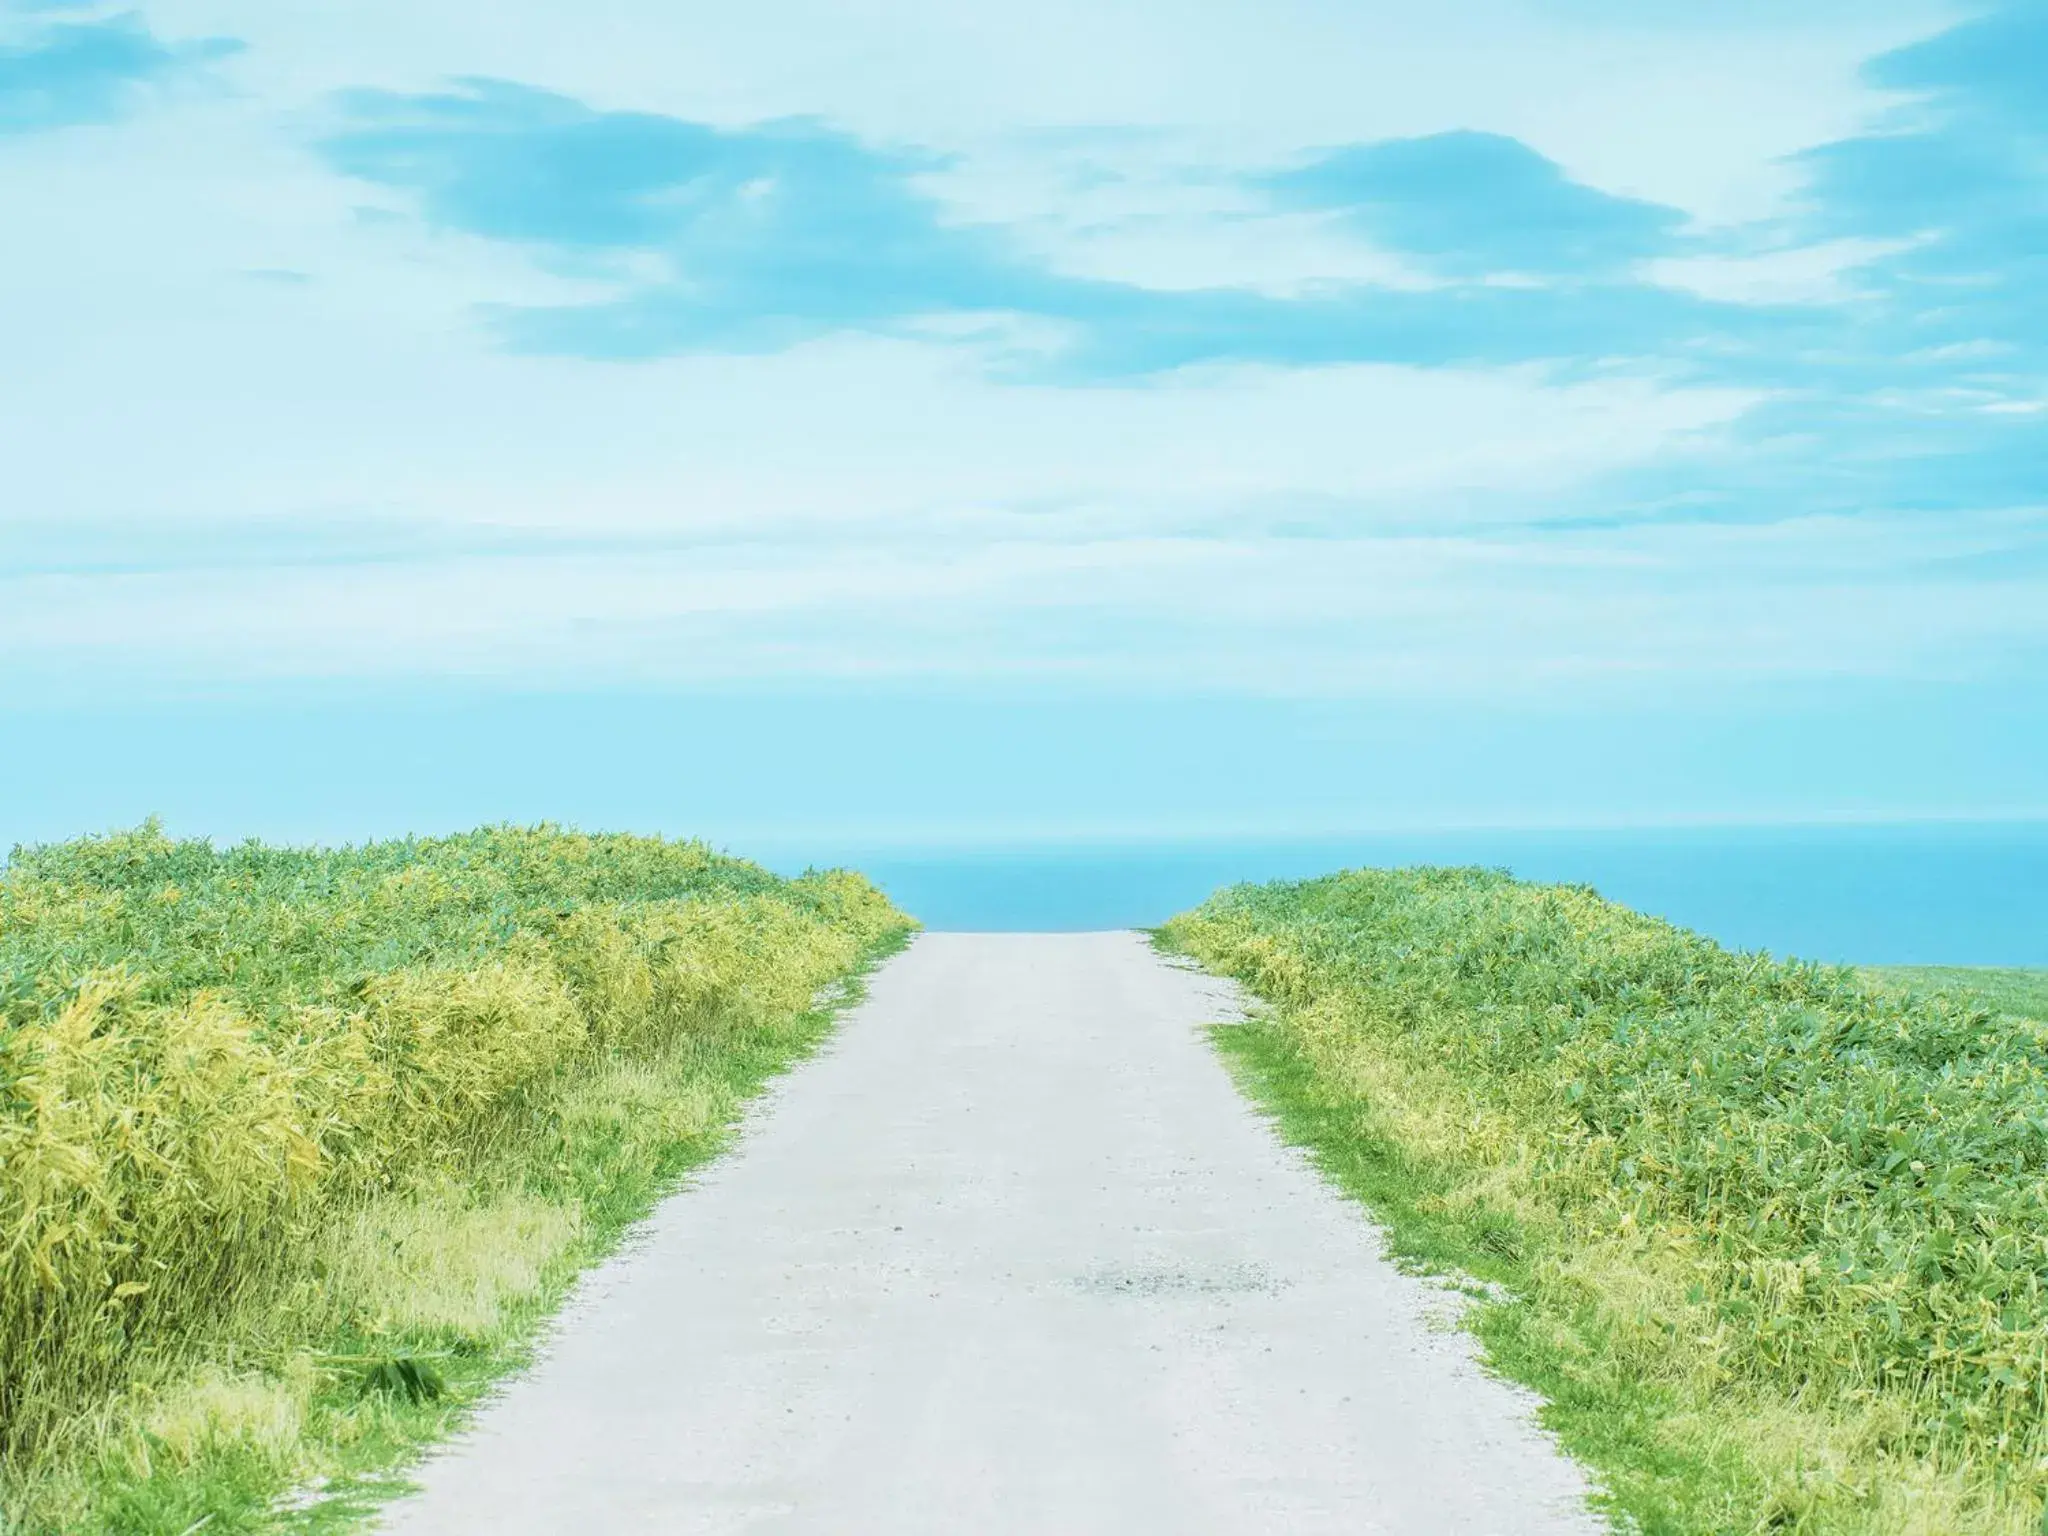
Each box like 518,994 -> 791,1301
766,823 -> 2048,966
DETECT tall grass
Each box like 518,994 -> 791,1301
0,822 -> 908,1528
1164,867 -> 2048,1535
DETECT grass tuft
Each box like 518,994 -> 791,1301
318,1192 -> 580,1343
142,1371 -> 305,1471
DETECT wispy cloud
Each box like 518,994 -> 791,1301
1260,130 -> 1687,277
0,10 -> 240,135
1793,0 -> 2045,374
1619,0 -> 2048,530
6,503 -> 2041,697
317,80 -> 1762,379
306,0 -> 2042,437
4,0 -> 2042,718
320,82 -> 1073,355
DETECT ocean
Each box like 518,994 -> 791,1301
764,822 -> 2048,966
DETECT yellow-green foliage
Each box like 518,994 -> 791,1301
1165,868 -> 2048,1533
0,823 -> 907,1468
318,1190 -> 582,1340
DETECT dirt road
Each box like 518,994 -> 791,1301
377,932 -> 1597,1534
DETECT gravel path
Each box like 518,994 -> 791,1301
377,932 -> 1599,1534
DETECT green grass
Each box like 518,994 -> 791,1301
1163,869 -> 2048,1536
1859,968 -> 2048,1026
0,822 -> 913,1534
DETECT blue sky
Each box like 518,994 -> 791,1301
2,0 -> 2044,849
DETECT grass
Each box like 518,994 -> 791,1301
1162,868 -> 2048,1536
0,821 -> 912,1534
1859,968 -> 2048,1027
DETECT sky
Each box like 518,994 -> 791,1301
2,0 -> 2045,851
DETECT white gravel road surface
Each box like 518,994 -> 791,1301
376,931 -> 1599,1534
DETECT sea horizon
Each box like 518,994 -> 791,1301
755,818 -> 2048,967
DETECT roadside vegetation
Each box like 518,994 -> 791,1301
0,822 -> 911,1534
1163,869 -> 2048,1536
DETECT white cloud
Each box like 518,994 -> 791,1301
6,0 -> 2024,715
1642,238 -> 1918,305
8,504 -> 2042,699
145,0 -> 1944,214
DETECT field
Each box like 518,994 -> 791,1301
0,823 -> 910,1534
1162,868 -> 2048,1535
1861,967 -> 2048,1027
